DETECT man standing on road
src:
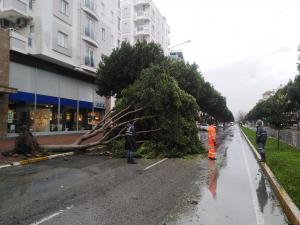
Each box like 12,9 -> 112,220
125,122 -> 136,164
208,121 -> 217,160
256,119 -> 268,162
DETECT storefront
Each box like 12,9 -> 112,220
7,91 -> 105,134
7,61 -> 106,135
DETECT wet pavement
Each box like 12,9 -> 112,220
0,125 -> 289,225
170,125 -> 288,225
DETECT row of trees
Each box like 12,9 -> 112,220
97,41 -> 233,123
245,72 -> 300,131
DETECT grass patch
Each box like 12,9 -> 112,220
241,126 -> 300,210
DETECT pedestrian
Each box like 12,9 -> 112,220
256,119 -> 268,162
125,122 -> 136,164
208,121 -> 217,160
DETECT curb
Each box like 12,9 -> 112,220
240,127 -> 300,225
0,152 -> 75,170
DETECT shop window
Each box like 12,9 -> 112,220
60,106 -> 77,131
7,101 -> 34,133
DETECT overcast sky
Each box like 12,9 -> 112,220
154,0 -> 300,117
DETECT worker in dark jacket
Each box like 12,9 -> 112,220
125,122 -> 136,164
256,119 -> 268,162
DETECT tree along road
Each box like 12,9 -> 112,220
0,125 -> 289,225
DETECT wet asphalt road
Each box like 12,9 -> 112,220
0,125 -> 288,225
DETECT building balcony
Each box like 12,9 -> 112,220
134,12 -> 150,21
82,29 -> 99,48
81,56 -> 97,73
0,0 -> 30,23
9,29 -> 28,54
134,28 -> 150,36
134,0 -> 151,6
81,2 -> 99,21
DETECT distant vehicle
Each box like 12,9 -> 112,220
230,122 -> 234,126
199,124 -> 209,131
218,124 -> 224,128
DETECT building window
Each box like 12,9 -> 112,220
118,0 -> 120,8
85,17 -> 95,40
29,0 -> 33,10
111,11 -> 114,23
118,17 -> 121,30
28,25 -> 34,47
101,28 -> 105,41
85,46 -> 94,67
57,31 -> 68,48
60,0 -> 69,16
101,2 -> 105,15
85,0 -> 95,11
118,39 -> 120,47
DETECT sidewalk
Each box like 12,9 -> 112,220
0,132 -> 102,165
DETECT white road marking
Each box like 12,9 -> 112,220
29,205 -> 73,225
0,164 -> 11,169
238,129 -> 266,225
144,158 -> 168,170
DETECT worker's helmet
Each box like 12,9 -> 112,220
256,119 -> 263,126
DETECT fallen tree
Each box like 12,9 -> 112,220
3,64 -> 203,157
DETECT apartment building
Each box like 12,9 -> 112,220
170,50 -> 184,61
121,0 -> 170,55
0,0 -> 121,137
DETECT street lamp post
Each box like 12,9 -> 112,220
170,40 -> 191,52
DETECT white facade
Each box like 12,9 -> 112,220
0,0 -> 121,134
121,0 -> 170,55
0,0 -> 121,74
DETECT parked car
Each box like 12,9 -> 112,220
199,123 -> 209,131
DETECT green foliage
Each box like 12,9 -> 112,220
114,64 -> 204,157
110,138 -> 126,158
246,84 -> 292,129
241,126 -> 300,209
163,60 -> 233,122
96,41 -> 165,97
135,141 -> 168,158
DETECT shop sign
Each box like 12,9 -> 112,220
94,102 -> 105,108
7,110 -> 13,123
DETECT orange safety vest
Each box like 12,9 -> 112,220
208,125 -> 216,159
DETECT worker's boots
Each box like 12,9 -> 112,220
259,153 -> 265,162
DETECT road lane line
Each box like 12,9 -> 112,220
144,158 -> 168,170
29,205 -> 73,225
238,129 -> 266,225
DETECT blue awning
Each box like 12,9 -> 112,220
37,94 -> 58,105
9,91 -> 34,102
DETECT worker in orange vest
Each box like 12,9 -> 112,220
208,121 -> 217,160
